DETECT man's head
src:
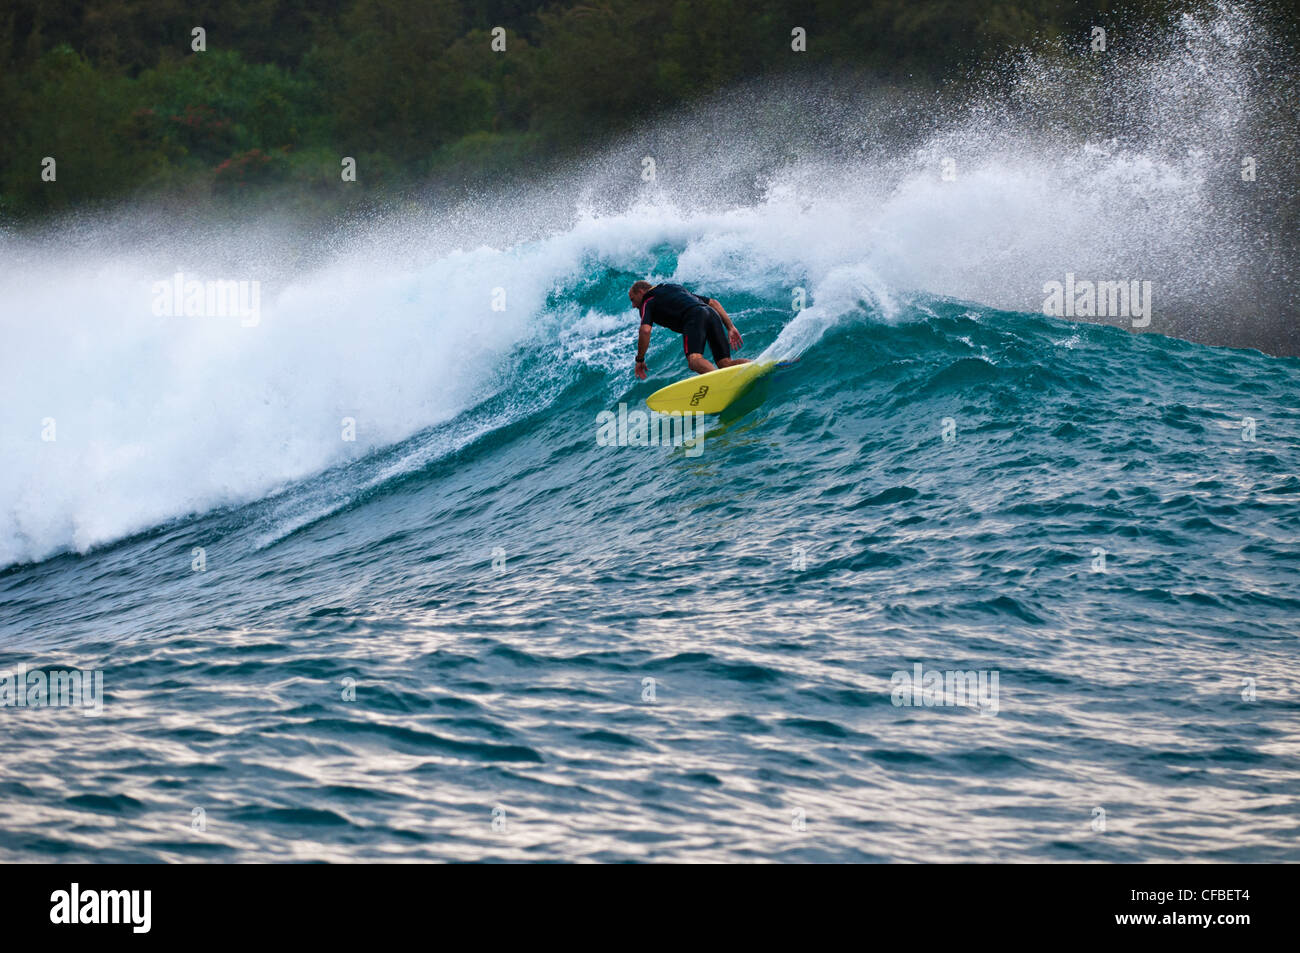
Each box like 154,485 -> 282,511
628,280 -> 653,309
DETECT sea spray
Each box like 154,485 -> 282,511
0,1 -> 1292,566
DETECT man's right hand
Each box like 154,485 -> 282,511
635,360 -> 647,380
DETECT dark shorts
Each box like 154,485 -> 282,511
682,305 -> 730,362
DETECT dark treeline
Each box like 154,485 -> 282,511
0,0 -> 1290,219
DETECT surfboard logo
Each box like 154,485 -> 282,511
689,385 -> 709,406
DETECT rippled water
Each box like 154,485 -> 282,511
2,281 -> 1297,861
5,0 -> 1297,863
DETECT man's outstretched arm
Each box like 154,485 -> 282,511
634,322 -> 651,379
707,299 -> 743,350
706,298 -> 733,326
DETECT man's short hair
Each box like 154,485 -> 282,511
629,280 -> 653,298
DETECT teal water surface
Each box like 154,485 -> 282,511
2,267 -> 1298,862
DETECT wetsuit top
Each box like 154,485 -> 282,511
638,283 -> 712,334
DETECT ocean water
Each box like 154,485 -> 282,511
2,1 -> 1298,862
2,263 -> 1298,861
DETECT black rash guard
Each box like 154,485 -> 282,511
637,283 -> 712,334
637,283 -> 731,361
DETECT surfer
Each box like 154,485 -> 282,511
629,281 -> 750,378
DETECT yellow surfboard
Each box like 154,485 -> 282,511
645,361 -> 777,415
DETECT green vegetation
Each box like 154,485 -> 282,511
0,0 -> 1289,220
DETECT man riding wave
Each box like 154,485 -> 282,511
629,280 -> 750,379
